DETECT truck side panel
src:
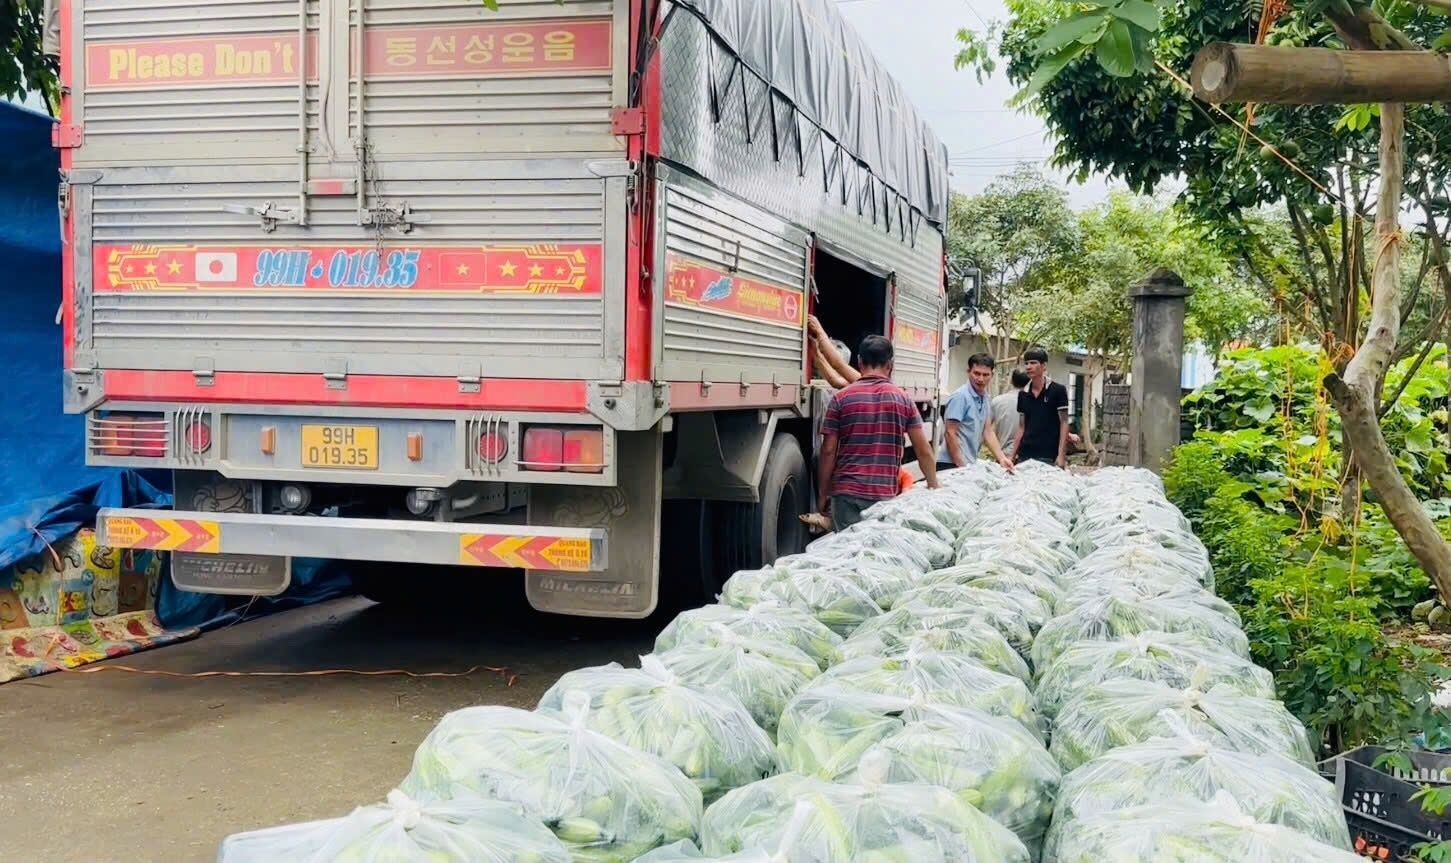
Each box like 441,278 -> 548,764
656,171 -> 809,390
655,9 -> 944,401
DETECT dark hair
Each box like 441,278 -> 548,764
967,352 -> 996,371
1024,347 -> 1050,364
1011,369 -> 1030,388
858,335 -> 895,369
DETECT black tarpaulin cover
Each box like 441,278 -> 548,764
674,0 -> 951,226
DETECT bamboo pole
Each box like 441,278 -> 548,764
1191,42 -> 1451,105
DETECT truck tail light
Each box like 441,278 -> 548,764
521,426 -> 605,474
563,429 -> 605,474
520,427 -> 564,472
93,413 -> 168,458
184,419 -> 212,454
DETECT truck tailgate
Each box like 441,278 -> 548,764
66,0 -> 629,389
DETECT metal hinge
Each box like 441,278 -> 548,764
361,201 -> 430,234
193,357 -> 216,388
222,201 -> 302,233
611,107 -> 645,136
52,124 -> 83,149
323,358 -> 348,390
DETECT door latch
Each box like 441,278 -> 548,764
360,201 -> 431,234
222,201 -> 302,233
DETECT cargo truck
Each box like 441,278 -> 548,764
53,0 -> 951,618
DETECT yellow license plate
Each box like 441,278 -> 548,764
301,425 -> 379,470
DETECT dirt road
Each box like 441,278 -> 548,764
0,597 -> 656,863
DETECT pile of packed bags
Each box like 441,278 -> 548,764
216,462 -> 1357,863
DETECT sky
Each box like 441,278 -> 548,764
835,0 -> 1119,208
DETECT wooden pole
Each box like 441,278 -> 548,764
1191,42 -> 1451,105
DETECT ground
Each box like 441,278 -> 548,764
0,596 -> 656,863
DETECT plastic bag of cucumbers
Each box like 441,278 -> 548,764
1045,724 -> 1351,859
720,567 -> 884,637
1049,791 -> 1364,863
768,555 -> 919,612
654,602 -> 842,670
400,693 -> 702,862
653,628 -> 819,738
1053,573 -> 1239,625
701,752 -> 1031,863
850,599 -> 1034,658
537,657 -> 775,804
1067,543 -> 1213,593
892,581 -> 1052,636
808,648 -> 1043,738
808,522 -> 949,572
1031,594 -> 1251,670
1033,631 -> 1275,719
838,707 -> 1060,853
216,790 -> 572,863
1049,679 -> 1316,771
833,623 -> 1031,684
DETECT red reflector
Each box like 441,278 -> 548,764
521,427 -> 564,472
478,429 -> 508,463
184,420 -> 212,454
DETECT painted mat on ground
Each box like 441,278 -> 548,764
0,528 -> 198,683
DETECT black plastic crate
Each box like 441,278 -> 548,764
1333,756 -> 1451,861
1320,746 -> 1451,786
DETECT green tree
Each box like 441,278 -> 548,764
946,165 -> 1081,364
1,0 -> 56,110
960,0 -> 1451,601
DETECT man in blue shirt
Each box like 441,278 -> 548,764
936,353 -> 1016,473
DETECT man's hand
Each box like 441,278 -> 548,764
997,454 -> 1016,473
1056,453 -> 1068,470
927,477 -> 944,490
807,314 -> 826,341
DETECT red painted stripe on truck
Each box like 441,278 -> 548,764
103,371 -> 590,413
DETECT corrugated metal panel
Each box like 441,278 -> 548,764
658,177 -> 808,386
357,0 -> 625,158
71,0 -> 628,384
76,0 -> 317,166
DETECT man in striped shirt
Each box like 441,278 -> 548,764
816,335 -> 941,531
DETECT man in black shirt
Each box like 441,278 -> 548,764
1012,347 -> 1070,468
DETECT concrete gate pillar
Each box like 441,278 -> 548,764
1129,268 -> 1192,472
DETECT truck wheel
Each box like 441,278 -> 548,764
712,433 -> 809,589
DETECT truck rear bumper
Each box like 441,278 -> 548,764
96,508 -> 607,572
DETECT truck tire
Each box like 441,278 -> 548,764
711,433 -> 809,590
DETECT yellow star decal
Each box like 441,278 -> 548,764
166,260 -> 182,275
499,261 -> 517,277
555,265 -> 568,276
529,264 -> 544,277
144,263 -> 157,275
456,263 -> 470,276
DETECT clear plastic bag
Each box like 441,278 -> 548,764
630,840 -> 773,863
720,568 -> 884,636
851,600 -> 1034,657
1054,571 -> 1238,625
1049,791 -> 1364,863
1033,631 -> 1275,719
653,630 -> 819,738
772,555 -> 919,613
1067,543 -> 1214,593
954,530 -> 1078,579
216,790 -> 572,863
919,568 -> 1063,613
537,657 -> 776,804
864,487 -> 982,536
400,693 -> 702,861
777,694 -> 1060,853
1031,593 -> 1251,670
1049,680 -> 1316,771
809,648 -> 1043,738
1046,725 -> 1350,858
809,522 -> 949,572
833,623 -> 1031,684
701,752 -> 1031,863
654,602 -> 843,670
896,581 -> 1053,635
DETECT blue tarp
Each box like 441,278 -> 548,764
0,100 -> 351,631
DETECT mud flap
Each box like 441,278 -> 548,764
170,472 -> 291,596
526,428 -> 662,618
